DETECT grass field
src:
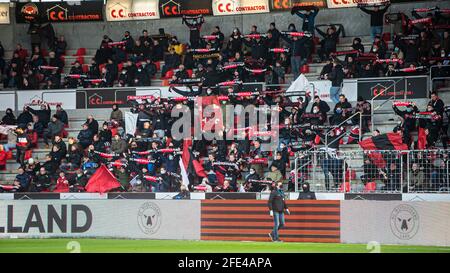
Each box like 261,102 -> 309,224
0,239 -> 449,253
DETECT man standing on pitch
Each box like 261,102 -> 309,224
268,182 -> 290,242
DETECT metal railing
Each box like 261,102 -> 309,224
429,64 -> 450,92
324,111 -> 363,149
292,149 -> 450,194
368,78 -> 400,132
431,77 -> 450,93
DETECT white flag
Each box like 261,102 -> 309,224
125,111 -> 138,136
179,158 -> 190,187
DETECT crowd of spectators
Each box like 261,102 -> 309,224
0,5 -> 448,91
0,4 -> 449,194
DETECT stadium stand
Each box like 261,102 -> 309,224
0,1 -> 449,196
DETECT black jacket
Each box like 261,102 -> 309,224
17,111 -> 33,126
27,105 -> 51,127
281,35 -> 308,58
268,189 -> 288,212
56,109 -> 68,125
328,64 -> 344,87
360,5 -> 390,27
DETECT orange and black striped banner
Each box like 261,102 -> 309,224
201,200 -> 340,243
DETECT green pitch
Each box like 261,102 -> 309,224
0,239 -> 449,253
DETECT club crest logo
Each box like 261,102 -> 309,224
137,202 -> 162,235
390,204 -> 419,240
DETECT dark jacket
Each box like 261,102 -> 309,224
77,129 -> 93,145
17,111 -> 33,126
1,111 -> 17,125
295,7 -> 319,33
268,188 -> 288,212
281,35 -> 308,58
360,5 -> 390,27
87,119 -> 99,135
243,38 -> 268,60
27,105 -> 51,127
56,109 -> 68,125
34,173 -> 52,192
15,173 -> 31,191
328,64 -> 344,87
47,119 -> 64,136
68,150 -> 83,166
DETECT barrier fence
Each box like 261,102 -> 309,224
1,199 -> 450,246
292,149 -> 450,194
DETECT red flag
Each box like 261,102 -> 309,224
418,127 -> 427,149
359,133 -> 408,168
85,165 -> 121,193
182,139 -> 207,178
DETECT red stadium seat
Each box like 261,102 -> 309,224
382,32 -> 391,42
339,182 -> 351,192
72,56 -> 84,65
155,61 -> 161,71
187,69 -> 193,78
300,64 -> 309,74
99,63 -> 106,73
82,64 -> 89,74
364,182 -> 377,192
118,62 -> 124,72
41,48 -> 49,57
59,129 -> 69,138
164,69 -> 174,79
73,48 -> 86,56
24,150 -> 33,161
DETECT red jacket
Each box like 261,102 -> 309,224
0,150 -> 7,166
53,177 -> 69,193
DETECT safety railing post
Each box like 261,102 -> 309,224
359,112 -> 363,142
407,150 -> 410,194
342,157 -> 346,193
400,152 -> 403,194
447,159 -> 450,193
294,156 -> 298,193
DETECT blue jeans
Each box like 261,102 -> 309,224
330,86 -> 341,103
371,26 -> 383,40
291,56 -> 306,80
272,211 -> 285,241
3,143 -> 16,152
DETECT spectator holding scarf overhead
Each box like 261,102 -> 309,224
293,6 -> 319,35
393,101 -> 419,146
359,2 -> 391,39
316,25 -> 342,62
182,15 -> 205,49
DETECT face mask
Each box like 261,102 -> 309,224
249,170 -> 255,175
168,155 -> 174,160
313,109 -> 319,114
161,170 -> 166,174
207,90 -> 212,95
406,108 -> 412,112
336,109 -> 343,114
